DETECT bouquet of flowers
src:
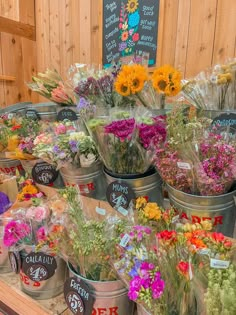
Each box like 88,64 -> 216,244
32,121 -> 99,169
182,59 -> 236,110
27,68 -> 75,106
111,225 -> 167,314
114,63 -> 182,109
16,178 -> 45,202
86,108 -> 166,174
55,187 -> 130,281
69,63 -> 127,111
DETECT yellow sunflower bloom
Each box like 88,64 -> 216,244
129,74 -> 145,94
152,65 -> 182,96
115,76 -> 131,96
127,0 -> 139,13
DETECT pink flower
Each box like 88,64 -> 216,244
26,206 -> 49,222
3,221 -> 31,247
55,124 -> 67,135
36,226 -> 47,241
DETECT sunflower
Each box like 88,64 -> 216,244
152,65 -> 182,96
126,0 -> 139,13
129,74 -> 145,94
115,76 -> 130,96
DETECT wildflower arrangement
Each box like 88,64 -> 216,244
182,59 -> 236,110
152,105 -> 236,195
114,64 -> 182,109
69,63 -> 126,110
112,225 -> 167,314
27,68 -> 75,106
87,110 -> 166,174
32,121 -> 99,169
56,187 -> 129,281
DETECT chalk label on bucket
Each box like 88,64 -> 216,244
8,251 -> 21,274
57,108 -> 78,121
32,162 -> 58,185
106,180 -> 135,211
22,252 -> 57,282
64,276 -> 95,315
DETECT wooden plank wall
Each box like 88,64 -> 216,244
0,0 -> 235,107
0,0 -> 38,107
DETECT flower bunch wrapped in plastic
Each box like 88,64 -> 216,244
135,196 -> 178,230
55,187 -> 129,281
114,63 -> 182,109
17,178 -> 45,202
86,109 -> 166,174
69,63 -> 126,110
27,68 -> 75,106
182,59 -> 236,110
33,121 -> 99,170
111,225 -> 167,314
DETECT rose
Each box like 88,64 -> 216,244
26,206 -> 49,222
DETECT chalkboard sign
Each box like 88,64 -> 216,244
25,109 -> 40,120
212,112 -> 236,135
64,277 -> 95,315
32,162 -> 58,185
103,0 -> 160,67
57,108 -> 78,121
22,252 -> 57,282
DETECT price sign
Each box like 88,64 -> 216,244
212,112 -> 236,136
22,252 -> 57,282
25,109 -> 40,120
64,277 -> 95,315
106,180 -> 135,212
32,162 -> 58,185
8,251 -> 21,274
57,108 -> 78,121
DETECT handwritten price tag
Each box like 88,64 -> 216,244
66,292 -> 85,314
28,265 -> 48,281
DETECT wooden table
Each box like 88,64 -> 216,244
0,272 -> 70,315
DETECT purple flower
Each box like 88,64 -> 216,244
69,140 -> 78,153
53,145 -> 61,153
105,118 -> 135,141
77,97 -> 90,111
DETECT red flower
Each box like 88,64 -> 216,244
132,33 -> 139,42
211,232 -> 225,242
223,240 -> 232,248
176,261 -> 192,279
11,125 -> 21,131
157,230 -> 177,245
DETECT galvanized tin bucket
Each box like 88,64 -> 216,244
137,304 -> 151,315
21,159 -> 64,188
60,162 -> 107,200
20,249 -> 68,300
104,167 -> 163,206
0,227 -> 11,273
0,158 -> 24,176
69,265 -> 134,315
0,102 -> 32,116
166,184 -> 236,237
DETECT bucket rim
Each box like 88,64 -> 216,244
166,183 -> 236,199
68,262 -> 123,285
104,166 -> 156,179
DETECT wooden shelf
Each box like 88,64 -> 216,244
0,273 -> 70,315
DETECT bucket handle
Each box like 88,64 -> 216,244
234,196 -> 236,206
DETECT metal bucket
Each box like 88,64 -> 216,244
60,162 -> 107,200
21,159 -> 64,188
0,158 -> 24,176
137,305 -> 151,315
24,103 -> 58,121
104,167 -> 163,206
0,102 -> 32,116
69,265 -> 134,315
166,184 -> 236,237
0,227 -> 11,273
20,250 -> 68,300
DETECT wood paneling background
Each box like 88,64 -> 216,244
0,0 -> 235,107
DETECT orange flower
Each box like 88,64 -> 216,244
121,31 -> 129,41
190,238 -> 207,249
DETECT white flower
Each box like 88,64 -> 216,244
69,131 -> 85,141
80,153 -> 96,167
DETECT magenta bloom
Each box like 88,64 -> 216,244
3,221 -> 31,247
36,226 -> 47,241
104,118 -> 135,141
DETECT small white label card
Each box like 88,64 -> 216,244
210,258 -> 230,269
177,162 -> 192,170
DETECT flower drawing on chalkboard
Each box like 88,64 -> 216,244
118,1 -> 140,57
126,0 -> 139,13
